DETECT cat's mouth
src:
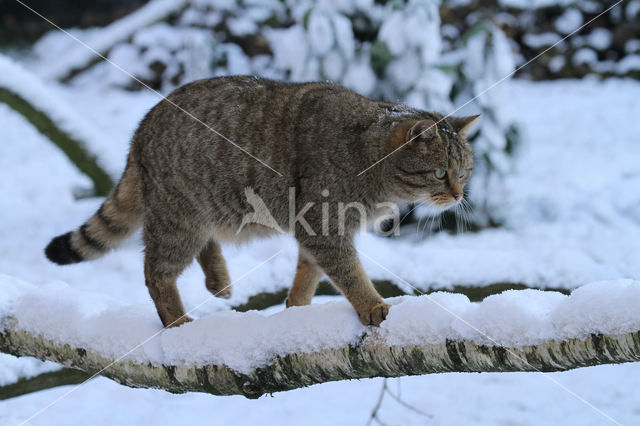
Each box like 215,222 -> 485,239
429,193 -> 463,209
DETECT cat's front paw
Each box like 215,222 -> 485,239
206,280 -> 232,299
358,302 -> 390,326
165,315 -> 193,328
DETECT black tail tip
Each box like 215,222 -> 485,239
45,232 -> 83,265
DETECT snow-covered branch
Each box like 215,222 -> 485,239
2,315 -> 640,398
44,0 -> 189,82
2,276 -> 640,398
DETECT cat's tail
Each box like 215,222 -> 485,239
45,163 -> 144,265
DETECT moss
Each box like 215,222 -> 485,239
0,88 -> 113,196
370,40 -> 393,79
0,368 -> 91,400
233,280 -> 570,312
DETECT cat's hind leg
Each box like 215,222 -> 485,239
286,248 -> 323,307
197,239 -> 232,298
143,219 -> 206,328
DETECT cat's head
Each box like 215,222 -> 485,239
387,114 -> 479,208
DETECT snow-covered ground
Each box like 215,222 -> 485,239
1,76 -> 639,424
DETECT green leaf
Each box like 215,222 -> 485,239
370,40 -> 393,79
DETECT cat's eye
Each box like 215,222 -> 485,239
435,169 -> 447,179
459,170 -> 466,178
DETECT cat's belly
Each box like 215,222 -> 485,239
211,222 -> 284,244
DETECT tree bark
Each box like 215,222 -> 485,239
1,316 -> 639,399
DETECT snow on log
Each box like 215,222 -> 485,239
43,0 -> 189,82
0,54 -> 114,196
1,275 -> 640,398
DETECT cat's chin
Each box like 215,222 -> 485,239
430,199 -> 461,211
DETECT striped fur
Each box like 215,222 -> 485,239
45,76 -> 477,328
45,163 -> 143,264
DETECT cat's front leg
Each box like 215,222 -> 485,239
299,237 -> 390,326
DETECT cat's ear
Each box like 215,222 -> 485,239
450,115 -> 480,138
407,119 -> 438,142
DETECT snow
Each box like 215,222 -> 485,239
2,366 -> 634,426
625,39 -> 640,54
107,43 -> 153,84
1,45 -> 640,424
0,355 -> 61,387
132,22 -> 185,51
555,8 -> 583,34
217,43 -> 253,76
498,0 -> 573,8
587,28 -> 612,51
388,53 -> 421,92
463,24 -> 514,110
0,55 -> 121,177
307,10 -> 334,56
548,55 -> 566,72
321,51 -> 344,81
522,32 -> 562,48
264,25 -> 309,81
573,47 -> 598,65
3,274 -> 640,374
226,17 -> 258,37
378,11 -> 406,56
162,301 -> 365,371
332,13 -> 355,60
40,0 -> 188,81
1,77 -> 639,307
617,54 -> 640,73
342,57 -> 377,96
627,0 -> 640,19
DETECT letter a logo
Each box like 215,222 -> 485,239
237,187 -> 283,234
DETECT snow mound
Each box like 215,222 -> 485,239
2,275 -> 640,374
41,0 -> 187,82
0,54 -> 119,177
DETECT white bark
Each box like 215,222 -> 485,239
1,316 -> 639,398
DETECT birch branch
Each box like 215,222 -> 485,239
2,316 -> 639,399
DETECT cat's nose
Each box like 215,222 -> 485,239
453,193 -> 463,201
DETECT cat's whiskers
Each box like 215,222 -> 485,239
412,197 -> 440,241
455,201 -> 469,234
398,197 -> 430,228
419,208 -> 440,241
460,197 -> 474,232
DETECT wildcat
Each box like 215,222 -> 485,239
45,76 -> 478,328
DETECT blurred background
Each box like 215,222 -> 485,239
1,0 -> 639,424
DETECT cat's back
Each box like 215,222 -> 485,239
134,76 -> 383,176
156,75 -> 379,136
